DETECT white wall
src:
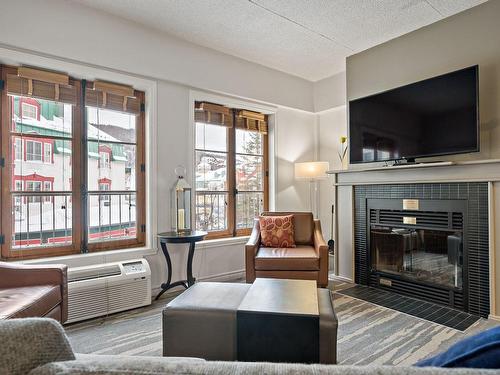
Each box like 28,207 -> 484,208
317,106 -> 348,243
314,72 -> 347,113
274,108 -> 317,212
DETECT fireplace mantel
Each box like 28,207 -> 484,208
327,159 -> 500,186
327,159 -> 500,320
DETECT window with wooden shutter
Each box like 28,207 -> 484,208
84,81 -> 145,251
194,101 -> 268,239
0,65 -> 146,260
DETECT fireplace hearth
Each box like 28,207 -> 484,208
354,183 -> 489,317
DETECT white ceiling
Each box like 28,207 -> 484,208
72,0 -> 488,82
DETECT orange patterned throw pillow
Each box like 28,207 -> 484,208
259,215 -> 296,248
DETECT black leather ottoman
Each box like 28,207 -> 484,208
162,279 -> 337,364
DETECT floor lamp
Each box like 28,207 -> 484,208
294,161 -> 330,219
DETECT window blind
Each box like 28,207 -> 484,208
86,80 -> 141,114
235,109 -> 268,134
6,66 -> 77,105
194,101 -> 232,127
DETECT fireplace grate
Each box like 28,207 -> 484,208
370,209 -> 463,230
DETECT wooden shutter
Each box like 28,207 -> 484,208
194,101 -> 232,127
86,80 -> 141,114
5,66 -> 77,104
235,109 -> 268,134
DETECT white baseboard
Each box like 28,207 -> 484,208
329,274 -> 354,283
151,269 -> 245,298
488,314 -> 500,322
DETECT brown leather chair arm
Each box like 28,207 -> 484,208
245,219 -> 261,283
0,262 -> 68,322
0,262 -> 67,289
313,220 -> 329,287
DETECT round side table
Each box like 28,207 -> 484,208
155,231 -> 207,300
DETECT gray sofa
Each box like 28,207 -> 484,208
0,318 -> 496,375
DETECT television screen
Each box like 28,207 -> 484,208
349,66 -> 479,164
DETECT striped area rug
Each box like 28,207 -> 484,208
65,282 -> 498,365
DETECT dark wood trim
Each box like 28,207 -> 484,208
0,66 -> 8,259
263,132 -> 269,212
72,79 -> 83,255
227,117 -> 236,236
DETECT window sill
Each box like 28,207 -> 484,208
197,235 -> 250,249
16,246 -> 158,266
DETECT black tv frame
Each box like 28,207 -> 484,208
348,65 -> 480,165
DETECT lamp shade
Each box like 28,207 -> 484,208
294,161 -> 330,180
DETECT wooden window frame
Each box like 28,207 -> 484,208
194,104 -> 269,240
0,65 -> 146,260
86,89 -> 146,253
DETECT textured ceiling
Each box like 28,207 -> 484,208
71,0 -> 488,81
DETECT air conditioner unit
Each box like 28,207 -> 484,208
67,259 -> 151,324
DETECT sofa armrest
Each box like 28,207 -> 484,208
0,262 -> 67,289
0,262 -> 68,322
245,219 -> 261,283
313,220 -> 329,287
0,318 -> 75,375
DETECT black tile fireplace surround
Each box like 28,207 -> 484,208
354,183 -> 489,318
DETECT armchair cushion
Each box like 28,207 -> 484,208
0,285 -> 61,319
259,215 -> 296,248
255,246 -> 319,271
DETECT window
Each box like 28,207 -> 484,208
44,143 -> 52,163
99,151 -> 110,169
21,103 -> 37,119
26,181 -> 42,203
0,64 -> 146,260
14,181 -> 22,207
26,140 -> 42,161
194,102 -> 268,239
43,181 -> 52,203
14,138 -> 22,160
98,181 -> 111,204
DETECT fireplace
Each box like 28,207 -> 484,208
367,198 -> 467,310
354,183 -> 489,317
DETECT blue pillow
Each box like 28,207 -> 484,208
415,326 -> 500,368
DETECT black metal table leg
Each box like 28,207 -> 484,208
155,241 -> 189,300
155,231 -> 207,300
187,240 -> 196,287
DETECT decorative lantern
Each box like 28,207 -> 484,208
171,166 -> 192,233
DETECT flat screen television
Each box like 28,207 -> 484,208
349,66 -> 479,164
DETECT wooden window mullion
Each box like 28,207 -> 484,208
0,66 -> 11,258
227,113 -> 236,237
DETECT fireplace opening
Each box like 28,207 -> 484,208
366,198 -> 469,312
370,227 -> 463,290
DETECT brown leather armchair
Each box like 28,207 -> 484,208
245,212 -> 329,287
0,262 -> 68,323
